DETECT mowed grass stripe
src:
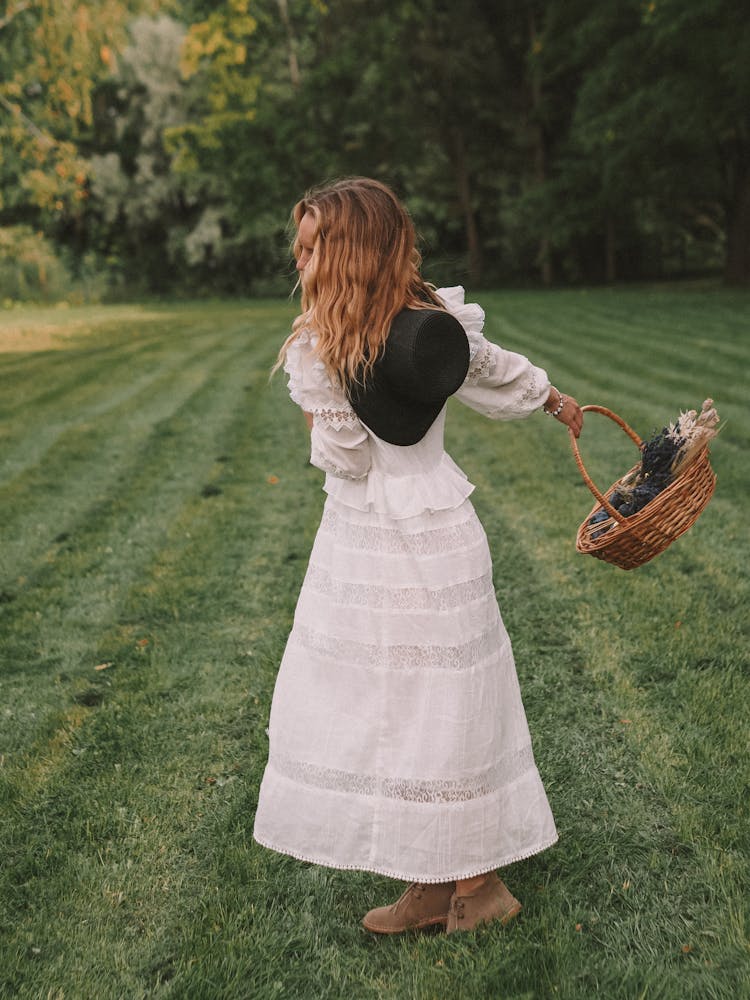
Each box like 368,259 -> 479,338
0,314 -> 239,491
450,291 -> 747,982
0,317 -> 233,483
0,309 -> 282,694
0,320 -> 289,781
0,313 -> 188,414
0,314 -> 298,852
0,293 -> 746,1000
0,312 -> 273,590
486,300 -> 747,415
0,338 -> 318,999
485,291 -> 749,403
477,292 -> 747,504
448,407 -> 748,989
0,303 -> 293,436
489,288 -> 749,349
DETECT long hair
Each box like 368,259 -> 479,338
276,177 -> 444,387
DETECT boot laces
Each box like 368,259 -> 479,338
392,881 -> 424,913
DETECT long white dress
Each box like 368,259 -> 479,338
253,287 -> 558,883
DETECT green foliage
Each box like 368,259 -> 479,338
0,225 -> 72,301
87,14 -> 195,292
0,0 -> 749,290
532,0 -> 747,282
0,291 -> 748,998
0,0 -> 152,232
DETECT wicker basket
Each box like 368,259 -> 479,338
570,405 -> 717,570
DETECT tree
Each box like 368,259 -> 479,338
546,0 -> 750,283
644,0 -> 750,284
0,0 -> 152,236
87,14 -> 197,289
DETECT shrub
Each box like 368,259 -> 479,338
0,226 -> 72,302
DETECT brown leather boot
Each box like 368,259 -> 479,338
362,882 -> 455,934
446,873 -> 521,933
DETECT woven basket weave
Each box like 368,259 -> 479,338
570,405 -> 717,570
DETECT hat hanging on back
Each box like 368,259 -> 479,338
348,308 -> 470,446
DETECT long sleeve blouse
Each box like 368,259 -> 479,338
283,286 -> 550,518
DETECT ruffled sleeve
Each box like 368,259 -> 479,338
284,331 -> 371,481
436,286 -> 551,419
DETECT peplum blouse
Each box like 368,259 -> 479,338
283,286 -> 551,520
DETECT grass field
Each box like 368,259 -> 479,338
0,289 -> 747,1000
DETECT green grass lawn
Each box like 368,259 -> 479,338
0,289 -> 747,1000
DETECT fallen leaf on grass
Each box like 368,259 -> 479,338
206,775 -> 237,788
136,638 -> 149,647
267,475 -> 279,485
575,924 -> 583,932
94,662 -> 114,671
682,944 -> 693,954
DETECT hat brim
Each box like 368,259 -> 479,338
352,383 -> 446,446
348,308 -> 469,446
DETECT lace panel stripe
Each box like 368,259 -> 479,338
269,745 -> 537,804
304,565 -> 494,611
318,507 -> 485,556
292,621 -> 507,672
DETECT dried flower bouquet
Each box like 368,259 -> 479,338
588,399 -> 720,538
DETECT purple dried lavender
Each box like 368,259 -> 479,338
589,423 -> 684,528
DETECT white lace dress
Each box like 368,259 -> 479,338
253,286 -> 558,882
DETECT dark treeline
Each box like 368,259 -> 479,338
1,0 -> 748,297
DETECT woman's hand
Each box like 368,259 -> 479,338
558,395 -> 584,438
544,388 -> 583,438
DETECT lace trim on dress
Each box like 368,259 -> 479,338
519,371 -> 540,406
285,330 -> 364,429
318,507 -> 485,555
269,745 -> 537,804
293,620 -> 507,672
313,405 -> 361,431
465,340 -> 496,384
253,831 -> 560,884
309,454 -> 368,481
309,436 -> 369,480
304,565 -> 494,611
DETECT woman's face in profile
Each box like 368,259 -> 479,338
295,211 -> 317,284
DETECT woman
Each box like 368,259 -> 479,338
253,177 -> 583,934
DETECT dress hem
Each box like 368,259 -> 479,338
252,832 -> 559,884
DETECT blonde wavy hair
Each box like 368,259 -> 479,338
276,177 -> 444,387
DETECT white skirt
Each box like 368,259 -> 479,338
253,495 -> 558,882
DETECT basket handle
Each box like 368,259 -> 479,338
569,405 -> 643,522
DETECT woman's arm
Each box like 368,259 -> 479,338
454,340 -> 584,436
310,414 -> 371,480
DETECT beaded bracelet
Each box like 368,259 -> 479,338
544,391 -> 566,417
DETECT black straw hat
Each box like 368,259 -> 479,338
348,308 -> 470,445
